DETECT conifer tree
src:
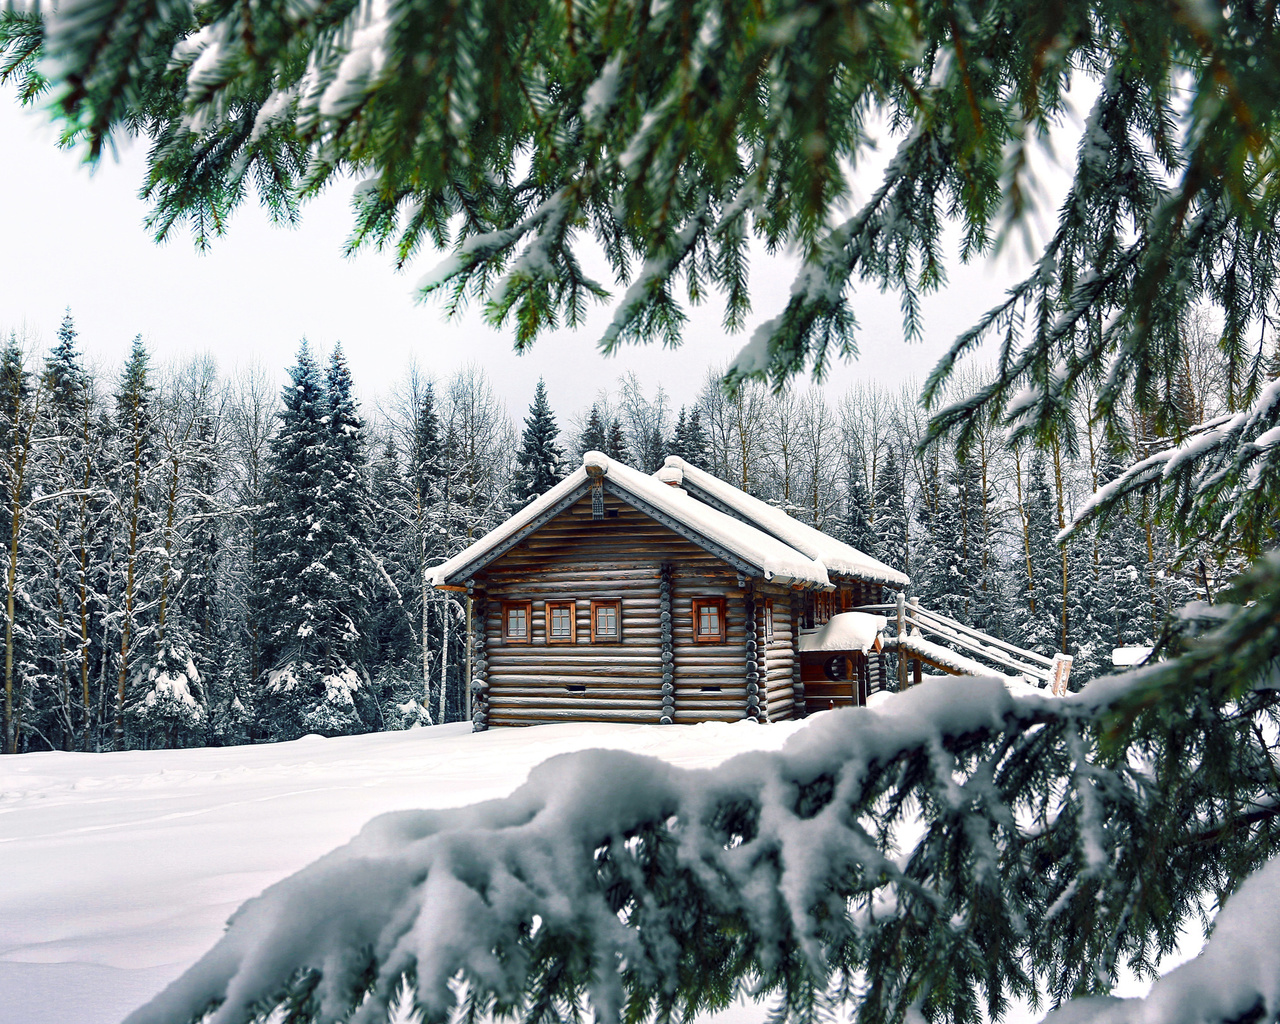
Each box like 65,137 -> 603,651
872,445 -> 909,576
111,335 -> 157,749
638,425 -> 666,474
605,419 -> 629,464
836,460 -> 876,557
578,404 -> 607,457
1,335 -> 40,754
682,408 -> 710,471
1012,455 -> 1063,657
34,312 -> 104,750
511,379 -> 564,507
259,341 -> 376,739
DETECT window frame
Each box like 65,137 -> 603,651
545,600 -> 577,644
763,599 -> 775,642
590,599 -> 622,643
692,596 -> 727,644
502,601 -> 533,644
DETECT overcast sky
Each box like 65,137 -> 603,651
0,88 -> 1041,423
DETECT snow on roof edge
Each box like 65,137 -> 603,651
430,452 -> 831,588
663,457 -> 911,587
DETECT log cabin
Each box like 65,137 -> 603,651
429,452 -> 910,729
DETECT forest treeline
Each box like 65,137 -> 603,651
1,314 -> 1237,753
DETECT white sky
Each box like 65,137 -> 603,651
0,89 -> 1041,422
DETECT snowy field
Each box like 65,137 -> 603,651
1,718 -> 816,1024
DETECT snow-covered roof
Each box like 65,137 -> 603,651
662,457 -> 910,587
430,452 -> 831,588
797,612 -> 887,653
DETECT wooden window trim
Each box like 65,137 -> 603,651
764,599 -> 774,642
590,599 -> 622,643
545,600 -> 577,644
502,601 -> 533,644
692,596 -> 727,644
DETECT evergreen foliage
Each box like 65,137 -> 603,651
578,404 -> 607,457
605,419 -> 629,463
669,406 -> 711,471
836,462 -> 876,558
257,342 -> 375,739
871,445 -> 909,576
511,379 -> 564,507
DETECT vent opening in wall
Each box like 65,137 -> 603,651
566,685 -> 587,693
700,685 -> 722,693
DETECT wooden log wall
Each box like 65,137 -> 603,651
471,593 -> 489,731
475,491 -> 770,727
759,584 -> 796,721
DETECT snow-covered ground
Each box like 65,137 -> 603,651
2,705 -> 1216,1024
0,719 -> 810,1024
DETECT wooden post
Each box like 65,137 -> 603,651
1049,653 -> 1073,696
896,591 -> 907,690
465,589 -> 474,725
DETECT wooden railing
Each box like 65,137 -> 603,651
850,595 -> 1073,694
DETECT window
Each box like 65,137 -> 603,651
503,601 -> 532,643
591,599 -> 622,642
693,597 -> 727,643
546,601 -> 577,643
763,599 -> 774,642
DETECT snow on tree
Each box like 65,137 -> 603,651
577,404 -> 607,459
871,444 -> 909,577
669,405 -> 711,472
110,335 -> 160,749
1,333 -> 41,755
836,459 -> 876,560
257,342 -> 376,740
511,379 -> 565,508
120,573 -> 1280,1024
604,418 -> 629,464
127,358 -> 223,749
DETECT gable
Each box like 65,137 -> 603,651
431,454 -> 831,589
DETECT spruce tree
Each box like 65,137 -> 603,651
837,461 -> 876,557
872,445 -> 909,577
34,312 -> 104,750
578,404 -> 606,457
511,379 -> 564,507
605,419 -> 629,464
258,341 -> 376,739
1,334 -> 38,755
682,408 -> 710,471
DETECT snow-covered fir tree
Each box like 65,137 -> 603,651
605,418 -> 629,463
511,378 -> 564,508
257,342 -> 376,740
836,459 -> 876,557
577,404 -> 607,457
872,444 -> 909,576
1,334 -> 39,755
669,406 -> 711,471
110,336 -> 160,749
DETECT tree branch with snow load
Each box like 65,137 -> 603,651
127,559 -> 1280,1024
